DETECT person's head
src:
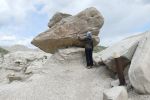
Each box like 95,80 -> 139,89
86,31 -> 92,37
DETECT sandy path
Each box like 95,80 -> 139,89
0,58 -> 150,100
0,58 -> 113,100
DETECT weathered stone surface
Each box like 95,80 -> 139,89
31,7 -> 104,53
111,65 -> 130,87
129,31 -> 150,94
0,47 -> 114,100
48,12 -> 71,28
111,79 -> 120,87
7,73 -> 24,82
1,45 -> 150,99
45,47 -> 85,65
0,51 -> 51,83
103,86 -> 128,100
93,33 -> 144,72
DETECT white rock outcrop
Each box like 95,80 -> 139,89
0,47 -> 113,100
93,33 -> 144,72
103,86 -> 128,100
129,31 -> 150,94
0,51 -> 51,83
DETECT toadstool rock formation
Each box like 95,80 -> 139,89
31,7 -> 104,53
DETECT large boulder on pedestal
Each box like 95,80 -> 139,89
31,7 -> 104,53
93,33 -> 144,72
129,31 -> 150,94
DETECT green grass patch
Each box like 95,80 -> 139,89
0,47 -> 9,55
93,45 -> 107,53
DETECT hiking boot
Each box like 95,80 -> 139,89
87,66 -> 92,69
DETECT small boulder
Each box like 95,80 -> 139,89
103,86 -> 128,100
7,73 -> 24,82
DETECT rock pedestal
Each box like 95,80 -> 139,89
45,47 -> 85,65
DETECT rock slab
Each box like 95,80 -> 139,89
93,33 -> 144,72
129,31 -> 150,94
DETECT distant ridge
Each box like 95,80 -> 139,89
0,47 -> 9,55
2,44 -> 33,52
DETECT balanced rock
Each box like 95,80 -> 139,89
103,86 -> 128,100
129,31 -> 150,94
31,7 -> 104,53
93,33 -> 144,72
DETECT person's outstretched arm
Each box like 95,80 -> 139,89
77,34 -> 86,41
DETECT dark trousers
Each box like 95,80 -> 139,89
85,48 -> 93,66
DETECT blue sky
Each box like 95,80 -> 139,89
0,0 -> 150,47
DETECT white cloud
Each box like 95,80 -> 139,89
0,34 -> 16,41
0,33 -> 33,47
0,0 -> 150,47
0,0 -> 37,47
0,0 -> 36,26
100,32 -> 142,46
14,37 -> 33,46
35,0 -> 150,46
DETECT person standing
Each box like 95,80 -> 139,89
78,31 -> 94,69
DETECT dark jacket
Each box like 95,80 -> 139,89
78,35 -> 93,50
85,36 -> 93,50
